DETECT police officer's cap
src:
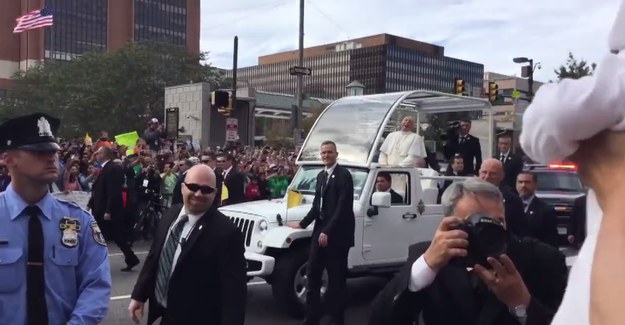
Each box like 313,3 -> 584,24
0,113 -> 61,152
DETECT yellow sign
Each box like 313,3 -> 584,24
114,131 -> 140,156
221,184 -> 229,202
84,133 -> 93,146
512,90 -> 521,99
287,190 -> 303,208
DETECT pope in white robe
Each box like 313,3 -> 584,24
520,3 -> 625,323
379,116 -> 427,167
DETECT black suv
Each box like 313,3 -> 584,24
524,163 -> 585,246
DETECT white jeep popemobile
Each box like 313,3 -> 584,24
219,90 -> 496,317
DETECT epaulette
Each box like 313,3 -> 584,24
55,197 -> 91,214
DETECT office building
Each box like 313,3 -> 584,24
229,34 -> 484,99
0,0 -> 200,94
483,71 -> 544,129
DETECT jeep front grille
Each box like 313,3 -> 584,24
228,216 -> 255,247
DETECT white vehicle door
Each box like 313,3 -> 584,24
362,169 -> 441,262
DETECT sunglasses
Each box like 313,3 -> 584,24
216,160 -> 225,163
183,182 -> 216,194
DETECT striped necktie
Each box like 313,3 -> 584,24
154,215 -> 188,307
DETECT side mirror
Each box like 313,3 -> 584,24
371,192 -> 392,208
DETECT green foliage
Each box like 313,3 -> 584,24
0,41 -> 219,138
554,52 -> 597,80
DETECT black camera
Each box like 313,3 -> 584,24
451,213 -> 507,268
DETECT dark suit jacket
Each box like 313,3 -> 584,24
88,161 -> 125,222
390,189 -> 404,204
131,204 -> 247,325
525,197 -> 559,248
299,164 -> 355,248
568,195 -> 586,247
444,133 -> 482,175
171,171 -> 186,206
501,186 -> 529,238
222,169 -> 246,206
496,152 -> 524,192
369,237 -> 568,325
214,167 -> 224,207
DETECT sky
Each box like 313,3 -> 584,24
200,0 -> 622,83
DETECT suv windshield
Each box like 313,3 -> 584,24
291,166 -> 369,200
534,171 -> 583,192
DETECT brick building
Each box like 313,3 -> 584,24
0,0 -> 200,95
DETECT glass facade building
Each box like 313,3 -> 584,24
44,0 -> 108,61
232,36 -> 484,100
134,0 -> 187,46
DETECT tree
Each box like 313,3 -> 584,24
554,52 -> 597,80
0,41 -> 210,138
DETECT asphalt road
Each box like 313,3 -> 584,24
103,241 -> 388,325
102,241 -> 580,325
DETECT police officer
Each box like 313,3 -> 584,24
0,113 -> 111,324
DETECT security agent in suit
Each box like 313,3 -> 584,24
171,159 -> 195,206
0,113 -> 111,324
567,194 -> 587,249
89,145 -> 140,271
201,152 -> 224,206
479,159 -> 529,238
517,172 -> 560,248
288,140 -> 355,325
369,179 -> 568,325
129,164 -> 246,325
496,134 -> 524,192
375,172 -> 404,204
220,153 -> 246,206
444,119 -> 483,175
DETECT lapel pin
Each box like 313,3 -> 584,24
331,175 -> 335,179
199,225 -> 203,230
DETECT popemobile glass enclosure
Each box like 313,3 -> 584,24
297,90 -> 496,169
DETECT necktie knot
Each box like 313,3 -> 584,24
25,205 -> 41,218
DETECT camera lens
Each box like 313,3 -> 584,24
475,223 -> 507,258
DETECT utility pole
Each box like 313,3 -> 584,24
294,0 -> 305,147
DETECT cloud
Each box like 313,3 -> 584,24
201,0 -> 621,82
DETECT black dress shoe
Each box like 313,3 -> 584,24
121,258 -> 140,272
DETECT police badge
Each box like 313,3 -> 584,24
59,217 -> 81,248
91,220 -> 106,246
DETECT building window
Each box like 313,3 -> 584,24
134,0 -> 187,46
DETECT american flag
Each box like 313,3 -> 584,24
13,7 -> 54,33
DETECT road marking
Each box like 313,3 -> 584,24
109,281 -> 267,301
111,295 -> 131,301
108,251 -> 149,257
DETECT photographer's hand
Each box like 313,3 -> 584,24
473,255 -> 531,309
423,216 -> 468,272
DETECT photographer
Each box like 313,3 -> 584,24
369,178 -> 568,325
444,119 -> 482,175
134,158 -> 161,240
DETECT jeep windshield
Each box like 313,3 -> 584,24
291,166 -> 369,200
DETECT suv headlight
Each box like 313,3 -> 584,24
259,220 -> 268,231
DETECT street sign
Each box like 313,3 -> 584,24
289,66 -> 312,76
225,118 -> 239,141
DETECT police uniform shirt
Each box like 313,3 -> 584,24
0,184 -> 112,324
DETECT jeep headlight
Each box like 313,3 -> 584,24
259,220 -> 268,231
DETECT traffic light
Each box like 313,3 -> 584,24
454,78 -> 465,95
211,90 -> 231,116
488,82 -> 499,102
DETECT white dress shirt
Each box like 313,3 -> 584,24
408,255 -> 438,292
163,207 -> 204,275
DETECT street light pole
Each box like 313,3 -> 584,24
294,0 -> 305,148
527,59 -> 534,101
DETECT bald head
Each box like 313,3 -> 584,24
184,164 -> 216,188
182,164 -> 217,214
479,158 -> 504,186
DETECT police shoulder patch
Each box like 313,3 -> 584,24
91,220 -> 107,246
